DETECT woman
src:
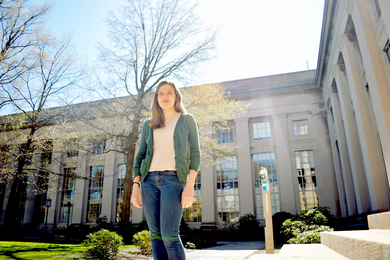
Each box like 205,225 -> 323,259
131,80 -> 201,260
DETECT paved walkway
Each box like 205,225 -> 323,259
186,241 -> 268,260
185,241 -> 349,260
122,241 -> 349,259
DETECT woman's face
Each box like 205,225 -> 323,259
157,84 -> 177,111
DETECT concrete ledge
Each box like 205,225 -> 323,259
368,211 -> 390,230
321,230 -> 390,260
248,244 -> 348,260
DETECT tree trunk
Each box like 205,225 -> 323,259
3,129 -> 35,228
120,97 -> 144,229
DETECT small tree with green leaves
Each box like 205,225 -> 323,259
82,229 -> 123,259
281,207 -> 334,244
132,230 -> 152,255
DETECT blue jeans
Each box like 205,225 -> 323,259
142,171 -> 186,260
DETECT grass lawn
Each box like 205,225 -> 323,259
0,241 -> 135,259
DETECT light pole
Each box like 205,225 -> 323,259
66,202 -> 72,229
260,167 -> 274,254
45,198 -> 52,235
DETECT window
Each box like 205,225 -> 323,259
384,39 -> 390,65
0,146 -> 11,216
329,107 -> 335,123
183,173 -> 202,223
253,122 -> 271,140
67,150 -> 78,157
253,152 -> 279,219
60,168 -> 76,223
87,166 -> 104,223
119,137 -> 129,152
216,156 -> 239,223
65,139 -> 79,157
217,127 -> 234,144
40,141 -> 53,165
0,179 -> 6,218
293,120 -> 308,136
92,139 -> 106,154
36,170 -> 49,193
0,145 -> 12,171
32,171 -> 49,225
374,0 -> 382,18
295,151 -> 318,210
116,164 -> 126,223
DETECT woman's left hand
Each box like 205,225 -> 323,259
181,181 -> 194,208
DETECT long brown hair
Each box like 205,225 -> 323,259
149,81 -> 186,129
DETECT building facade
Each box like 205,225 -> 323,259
317,0 -> 390,217
0,0 -> 389,229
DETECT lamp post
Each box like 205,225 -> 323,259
45,198 -> 52,235
260,167 -> 274,254
66,202 -> 72,229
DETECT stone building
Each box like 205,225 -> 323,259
0,0 -> 389,230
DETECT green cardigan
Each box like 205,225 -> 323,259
133,113 -> 201,182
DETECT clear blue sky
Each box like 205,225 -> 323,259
33,0 -> 325,85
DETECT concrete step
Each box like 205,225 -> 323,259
248,244 -> 348,260
368,211 -> 390,230
321,230 -> 390,260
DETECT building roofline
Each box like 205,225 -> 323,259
200,69 -> 317,86
315,0 -> 337,89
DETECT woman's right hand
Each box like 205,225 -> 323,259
131,184 -> 143,208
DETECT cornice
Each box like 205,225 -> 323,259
315,0 -> 338,89
232,86 -> 322,101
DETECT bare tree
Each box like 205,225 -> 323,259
0,0 -> 52,110
89,0 -> 217,227
1,28 -> 85,228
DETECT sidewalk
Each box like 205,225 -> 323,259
121,241 -> 349,259
186,241 -> 349,260
186,241 -> 268,260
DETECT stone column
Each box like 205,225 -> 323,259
47,141 -> 64,227
73,148 -> 89,224
378,0 -> 390,38
235,117 -> 255,216
334,63 -> 369,214
327,92 -> 346,218
271,114 -> 296,214
200,161 -> 215,225
342,33 -> 389,211
23,154 -> 41,224
99,140 -> 116,222
353,0 -> 390,192
329,91 -> 357,216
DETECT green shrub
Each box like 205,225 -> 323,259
181,228 -> 217,249
272,211 -> 294,242
281,219 -> 308,241
82,229 -> 123,259
280,207 -> 334,244
238,213 -> 261,240
185,242 -> 196,249
239,214 -> 259,231
287,225 -> 333,244
291,207 -> 333,226
180,217 -> 192,236
139,218 -> 149,231
133,230 -> 152,255
94,215 -> 116,231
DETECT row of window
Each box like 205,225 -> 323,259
58,149 -> 318,224
59,164 -> 131,225
217,119 -> 309,144
60,166 -> 105,224
66,139 -> 107,157
214,150 -> 318,222
65,119 -> 310,158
